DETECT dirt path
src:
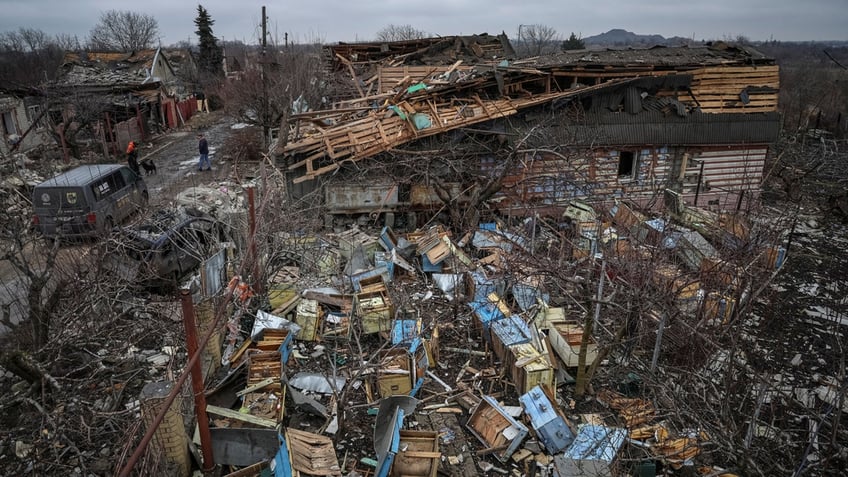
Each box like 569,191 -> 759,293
0,112 -> 237,331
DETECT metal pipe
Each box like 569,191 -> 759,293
118,287 -> 233,477
180,290 -> 215,472
693,160 -> 705,206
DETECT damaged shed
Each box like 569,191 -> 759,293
281,40 -> 780,220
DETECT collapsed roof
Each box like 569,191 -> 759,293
281,41 -> 779,184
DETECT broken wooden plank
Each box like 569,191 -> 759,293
206,405 -> 278,428
236,377 -> 277,397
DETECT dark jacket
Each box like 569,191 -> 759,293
198,137 -> 209,155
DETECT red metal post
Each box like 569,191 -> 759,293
179,290 -> 216,472
136,103 -> 146,142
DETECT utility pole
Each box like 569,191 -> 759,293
261,6 -> 269,150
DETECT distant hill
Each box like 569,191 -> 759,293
583,29 -> 694,47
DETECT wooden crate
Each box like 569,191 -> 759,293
391,430 -> 440,477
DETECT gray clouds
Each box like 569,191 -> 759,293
0,0 -> 845,45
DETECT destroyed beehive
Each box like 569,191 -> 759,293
391,430 -> 440,477
355,287 -> 393,334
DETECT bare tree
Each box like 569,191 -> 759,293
0,28 -> 65,86
87,10 -> 159,51
375,24 -> 429,42
516,24 -> 561,57
217,47 -> 326,151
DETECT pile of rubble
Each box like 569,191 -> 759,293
171,187 -> 790,477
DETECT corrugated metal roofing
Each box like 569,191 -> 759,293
567,111 -> 781,146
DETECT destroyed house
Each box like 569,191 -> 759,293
1,88 -> 53,155
281,41 -> 780,222
48,48 -> 199,149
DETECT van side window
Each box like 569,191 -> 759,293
90,172 -> 127,201
110,171 -> 127,190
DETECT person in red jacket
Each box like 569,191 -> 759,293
126,141 -> 140,175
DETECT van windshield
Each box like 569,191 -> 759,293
34,187 -> 88,210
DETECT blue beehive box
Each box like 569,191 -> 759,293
490,314 -> 531,360
519,385 -> 575,454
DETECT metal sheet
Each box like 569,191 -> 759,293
210,427 -> 278,466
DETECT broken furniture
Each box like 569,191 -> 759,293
466,395 -> 529,463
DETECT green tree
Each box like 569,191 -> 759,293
562,32 -> 586,51
194,4 -> 223,79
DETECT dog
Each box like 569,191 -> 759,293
140,159 -> 157,175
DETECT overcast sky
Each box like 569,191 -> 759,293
1,0 -> 845,46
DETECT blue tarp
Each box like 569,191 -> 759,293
273,433 -> 293,477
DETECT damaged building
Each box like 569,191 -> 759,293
46,48 -> 200,158
278,39 -> 780,226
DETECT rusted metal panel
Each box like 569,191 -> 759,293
410,182 -> 468,208
325,183 -> 398,213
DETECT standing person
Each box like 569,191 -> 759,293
126,141 -> 140,175
197,133 -> 211,171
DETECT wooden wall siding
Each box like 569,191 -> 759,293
492,146 -> 766,211
660,65 -> 780,113
682,147 -> 767,195
491,148 -> 675,210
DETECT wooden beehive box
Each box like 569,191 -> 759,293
507,343 -> 555,395
391,430 -> 440,477
294,299 -> 323,341
355,287 -> 393,334
246,350 -> 282,390
377,348 -> 413,397
490,314 -> 532,363
466,395 -> 528,463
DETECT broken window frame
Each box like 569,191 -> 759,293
1,110 -> 18,136
616,150 -> 639,182
26,105 -> 46,130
